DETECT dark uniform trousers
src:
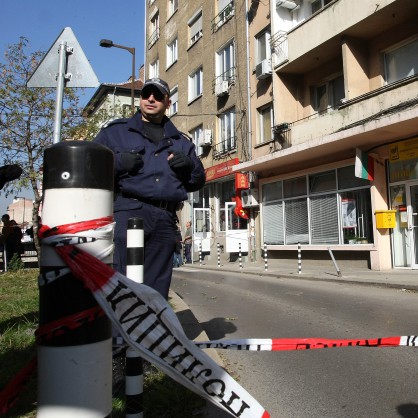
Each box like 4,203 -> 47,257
113,203 -> 176,300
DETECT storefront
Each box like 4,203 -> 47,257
388,137 -> 418,269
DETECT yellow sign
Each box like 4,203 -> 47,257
389,137 -> 418,161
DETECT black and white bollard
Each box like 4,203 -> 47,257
298,242 -> 302,274
125,217 -> 144,418
217,242 -> 221,268
239,242 -> 243,270
199,241 -> 202,266
264,243 -> 268,272
38,141 -> 113,417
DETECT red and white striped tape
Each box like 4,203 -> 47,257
195,336 -> 417,351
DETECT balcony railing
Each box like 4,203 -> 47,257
270,30 -> 288,67
147,28 -> 159,49
212,67 -> 236,93
212,136 -> 237,159
212,1 -> 234,32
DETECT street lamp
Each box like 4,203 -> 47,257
99,39 -> 136,116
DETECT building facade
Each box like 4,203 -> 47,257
145,0 -> 418,270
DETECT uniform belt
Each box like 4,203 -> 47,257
121,192 -> 180,212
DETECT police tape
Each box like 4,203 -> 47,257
55,244 -> 270,418
195,336 -> 418,351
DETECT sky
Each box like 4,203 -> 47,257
0,0 -> 146,216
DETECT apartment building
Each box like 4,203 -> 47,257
146,0 -> 418,271
145,0 -> 251,258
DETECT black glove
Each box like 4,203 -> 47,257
120,152 -> 143,174
168,151 -> 194,175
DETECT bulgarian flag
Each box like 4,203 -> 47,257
355,148 -> 374,180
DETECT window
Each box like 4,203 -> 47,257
255,30 -> 271,64
262,166 -> 373,246
212,0 -> 234,31
311,0 -> 333,14
168,86 -> 178,116
218,108 -> 236,153
384,38 -> 418,84
167,38 -> 178,68
257,104 -> 273,144
168,0 -> 178,17
148,11 -> 160,48
188,67 -> 203,101
313,74 -> 344,113
149,59 -> 159,78
190,125 -> 203,156
216,41 -> 235,83
219,180 -> 235,231
188,10 -> 202,46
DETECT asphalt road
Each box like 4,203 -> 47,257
172,268 -> 418,418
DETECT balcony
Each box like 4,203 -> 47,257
212,1 -> 234,32
276,0 -> 415,74
213,136 -> 237,159
147,28 -> 159,49
271,31 -> 288,67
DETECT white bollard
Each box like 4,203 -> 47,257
38,141 -> 113,417
264,243 -> 268,272
239,242 -> 242,270
298,242 -> 302,274
126,217 -> 144,418
217,242 -> 221,268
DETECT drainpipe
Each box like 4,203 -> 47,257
245,0 -> 252,161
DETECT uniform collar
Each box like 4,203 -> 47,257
127,112 -> 181,139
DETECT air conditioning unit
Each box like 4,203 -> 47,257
241,189 -> 259,207
276,0 -> 298,9
201,129 -> 212,145
255,59 -> 272,80
215,80 -> 229,96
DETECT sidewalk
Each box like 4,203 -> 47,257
178,256 -> 418,291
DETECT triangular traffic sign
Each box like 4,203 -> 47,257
27,27 -> 99,88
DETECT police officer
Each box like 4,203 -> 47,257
94,78 -> 205,299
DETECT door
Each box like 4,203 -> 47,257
225,202 -> 248,253
193,208 -> 211,252
407,184 -> 418,269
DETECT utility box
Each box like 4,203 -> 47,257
375,210 -> 397,228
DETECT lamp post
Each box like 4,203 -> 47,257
99,39 -> 136,116
15,196 -> 26,229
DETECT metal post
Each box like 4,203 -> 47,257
217,242 -> 221,268
298,242 -> 302,274
199,241 -> 202,266
264,243 -> 268,272
126,217 -> 144,418
328,247 -> 342,277
239,242 -> 242,270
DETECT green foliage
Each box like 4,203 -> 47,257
7,253 -> 25,271
0,270 -> 206,418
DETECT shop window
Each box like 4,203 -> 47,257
285,198 -> 309,244
219,180 -> 235,231
262,166 -> 373,246
384,37 -> 418,84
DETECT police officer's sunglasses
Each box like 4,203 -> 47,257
141,88 -> 165,102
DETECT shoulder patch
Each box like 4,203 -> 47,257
179,131 -> 192,141
102,117 -> 129,129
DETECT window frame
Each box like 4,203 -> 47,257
217,108 -> 236,154
255,29 -> 271,65
149,59 -> 159,79
167,0 -> 178,18
168,86 -> 178,117
257,103 -> 273,144
190,125 -> 204,156
312,73 -> 344,114
216,40 -> 235,83
166,37 -> 178,68
188,9 -> 203,47
188,67 -> 203,102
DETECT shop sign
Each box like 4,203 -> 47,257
389,137 -> 418,182
205,158 -> 239,182
235,173 -> 249,190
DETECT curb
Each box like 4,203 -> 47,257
169,289 -> 224,367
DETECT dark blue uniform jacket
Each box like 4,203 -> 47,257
94,112 -> 206,211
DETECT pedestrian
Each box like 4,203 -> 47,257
173,225 -> 183,268
184,220 -> 193,264
1,214 -> 23,269
93,78 -> 205,299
